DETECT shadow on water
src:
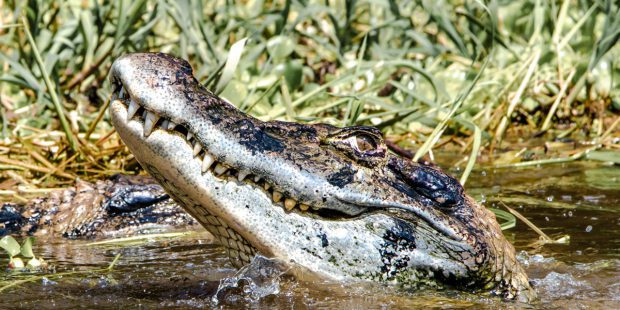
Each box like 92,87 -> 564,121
1,162 -> 620,308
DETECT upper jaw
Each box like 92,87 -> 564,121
109,61 -> 466,242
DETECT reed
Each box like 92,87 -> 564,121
0,0 -> 618,191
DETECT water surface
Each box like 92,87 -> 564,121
1,162 -> 619,308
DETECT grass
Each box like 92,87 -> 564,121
0,0 -> 619,197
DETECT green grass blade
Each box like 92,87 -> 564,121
459,124 -> 481,186
0,236 -> 20,257
215,37 -> 248,95
413,51 -> 491,162
489,208 -> 517,231
22,15 -> 78,152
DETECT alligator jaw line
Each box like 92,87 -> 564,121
110,85 -> 315,215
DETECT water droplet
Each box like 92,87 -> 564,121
41,277 -> 57,286
585,225 -> 593,233
545,216 -> 549,222
546,195 -> 554,202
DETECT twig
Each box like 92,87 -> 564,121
541,69 -> 576,131
0,156 -> 76,180
500,202 -> 552,242
64,49 -> 113,90
84,97 -> 113,141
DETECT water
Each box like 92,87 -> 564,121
1,162 -> 619,308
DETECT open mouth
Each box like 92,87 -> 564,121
110,75 -> 463,242
110,80 -> 357,218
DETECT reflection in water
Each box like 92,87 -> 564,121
1,162 -> 619,308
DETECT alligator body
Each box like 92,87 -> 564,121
108,53 -> 535,301
0,175 -> 198,238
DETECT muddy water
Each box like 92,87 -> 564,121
1,162 -> 619,309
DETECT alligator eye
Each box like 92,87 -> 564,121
345,134 -> 376,152
325,126 -> 387,167
355,134 -> 376,152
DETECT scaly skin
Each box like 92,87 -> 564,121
108,53 -> 535,301
0,175 -> 197,238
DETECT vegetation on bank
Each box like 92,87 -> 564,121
0,0 -> 619,198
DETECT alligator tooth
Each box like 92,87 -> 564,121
272,191 -> 282,202
263,183 -> 271,190
127,99 -> 139,120
299,204 -> 310,211
214,163 -> 228,175
119,86 -> 125,98
201,153 -> 215,173
143,111 -> 159,137
161,119 -> 169,130
167,121 -> 177,130
237,170 -> 250,181
253,176 -> 261,183
193,141 -> 202,157
187,132 -> 193,141
284,198 -> 296,211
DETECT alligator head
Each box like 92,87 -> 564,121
109,53 -> 535,301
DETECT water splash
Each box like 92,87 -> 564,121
516,251 -> 555,267
532,272 -> 592,298
211,255 -> 290,305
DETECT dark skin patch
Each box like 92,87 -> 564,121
319,233 -> 329,247
0,204 -> 25,235
302,247 -> 323,259
380,218 -> 417,278
235,119 -> 285,155
385,177 -> 434,207
105,186 -> 170,213
326,164 -> 356,188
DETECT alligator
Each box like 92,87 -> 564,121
108,53 -> 536,301
0,174 -> 198,238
